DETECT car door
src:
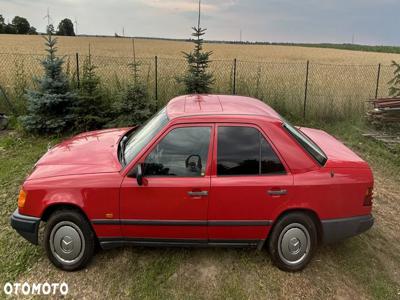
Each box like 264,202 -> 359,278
208,124 -> 293,243
119,124 -> 214,242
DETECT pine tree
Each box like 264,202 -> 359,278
178,0 -> 214,94
388,60 -> 400,97
75,49 -> 109,131
109,39 -> 154,127
20,34 -> 77,134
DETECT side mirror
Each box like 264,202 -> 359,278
137,164 -> 144,186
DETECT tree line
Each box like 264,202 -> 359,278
0,14 -> 75,36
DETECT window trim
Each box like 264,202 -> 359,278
282,122 -> 327,167
122,108 -> 169,168
132,123 -> 215,178
214,123 -> 287,177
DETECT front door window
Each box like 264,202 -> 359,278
144,126 -> 211,177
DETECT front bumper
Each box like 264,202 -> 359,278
10,209 -> 40,245
321,214 -> 374,244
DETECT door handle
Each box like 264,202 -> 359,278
267,189 -> 287,196
187,191 -> 208,197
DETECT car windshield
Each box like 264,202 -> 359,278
283,120 -> 327,166
123,108 -> 169,166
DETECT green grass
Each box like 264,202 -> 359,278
327,235 -> 399,299
0,132 -> 58,284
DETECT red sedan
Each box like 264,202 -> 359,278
11,95 -> 374,271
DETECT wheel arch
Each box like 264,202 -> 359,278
41,203 -> 91,226
40,203 -> 99,243
270,208 -> 323,244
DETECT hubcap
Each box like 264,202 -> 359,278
50,221 -> 85,266
278,223 -> 310,266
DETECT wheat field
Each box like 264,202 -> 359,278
1,34 -> 400,63
0,34 -> 399,120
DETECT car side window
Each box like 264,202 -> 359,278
143,126 -> 211,177
217,126 -> 285,176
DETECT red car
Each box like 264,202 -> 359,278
11,95 -> 374,271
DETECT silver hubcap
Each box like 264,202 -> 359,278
278,223 -> 310,266
50,221 -> 85,266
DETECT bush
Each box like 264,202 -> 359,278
74,54 -> 109,131
109,82 -> 153,127
107,58 -> 155,127
388,61 -> 400,97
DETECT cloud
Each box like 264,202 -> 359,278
138,0 -> 236,13
140,0 -> 218,12
0,0 -> 399,45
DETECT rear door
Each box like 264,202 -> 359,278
208,124 -> 293,243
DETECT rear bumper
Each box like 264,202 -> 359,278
10,209 -> 40,245
322,214 -> 374,244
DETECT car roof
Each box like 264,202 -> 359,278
166,94 -> 282,121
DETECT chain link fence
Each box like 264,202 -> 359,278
0,52 -> 395,121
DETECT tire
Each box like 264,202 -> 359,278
268,212 -> 317,272
44,209 -> 95,271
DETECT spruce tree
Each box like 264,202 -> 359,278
75,49 -> 109,131
20,34 -> 77,134
109,39 -> 154,127
178,0 -> 214,94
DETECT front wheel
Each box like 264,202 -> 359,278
268,212 -> 317,271
44,209 -> 95,271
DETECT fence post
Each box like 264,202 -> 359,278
0,84 -> 16,114
155,56 -> 158,107
233,58 -> 237,95
75,53 -> 80,88
375,63 -> 381,99
303,60 -> 310,120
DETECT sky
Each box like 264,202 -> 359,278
0,0 -> 398,45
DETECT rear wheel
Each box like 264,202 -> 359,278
44,209 -> 95,271
268,212 -> 317,271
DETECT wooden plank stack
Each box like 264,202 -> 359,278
367,98 -> 400,123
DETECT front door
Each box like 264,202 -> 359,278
120,124 -> 214,242
208,124 -> 292,243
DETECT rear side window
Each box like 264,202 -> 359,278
217,126 -> 285,176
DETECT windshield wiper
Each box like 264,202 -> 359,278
119,136 -> 128,166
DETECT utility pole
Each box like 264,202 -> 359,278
240,29 -> 242,42
43,8 -> 52,26
352,33 -> 355,44
132,38 -> 136,63
122,27 -> 125,37
74,18 -> 78,35
198,0 -> 201,30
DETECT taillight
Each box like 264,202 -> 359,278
364,187 -> 373,206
